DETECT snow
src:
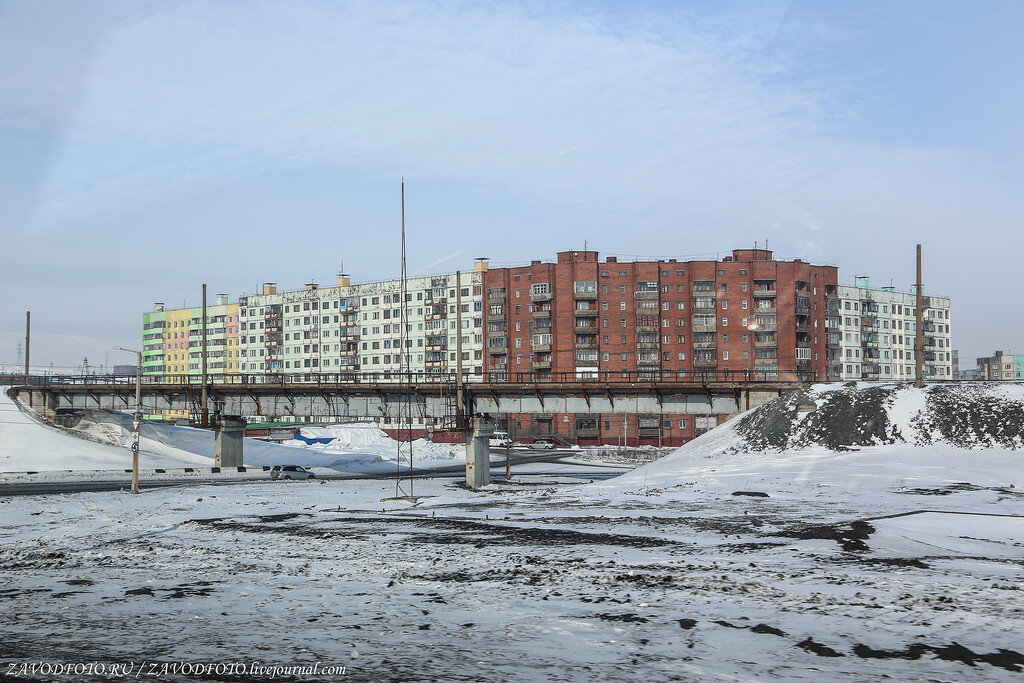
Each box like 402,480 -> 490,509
281,423 -> 462,472
0,390 -> 462,475
1,382 -> 1023,679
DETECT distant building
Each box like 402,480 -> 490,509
959,368 -> 979,380
952,349 -> 959,378
976,351 -> 1024,380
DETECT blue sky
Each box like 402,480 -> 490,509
1,0 -> 1022,369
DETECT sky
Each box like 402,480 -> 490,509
1,0 -> 1022,370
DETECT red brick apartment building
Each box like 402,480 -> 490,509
482,248 -> 837,446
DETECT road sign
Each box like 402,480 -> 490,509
132,419 -> 140,432
131,442 -> 139,454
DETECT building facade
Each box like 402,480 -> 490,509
235,270 -> 486,381
830,278 -> 953,381
481,248 -> 838,445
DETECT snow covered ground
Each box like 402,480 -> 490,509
0,390 -> 461,475
1,383 -> 1022,680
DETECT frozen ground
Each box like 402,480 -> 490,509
1,383 -> 1022,680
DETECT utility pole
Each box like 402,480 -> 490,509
915,244 -> 924,389
24,311 -> 30,386
201,283 -> 208,428
25,311 -> 31,407
455,270 -> 464,428
114,346 -> 142,494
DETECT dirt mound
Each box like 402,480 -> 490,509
733,382 -> 1024,452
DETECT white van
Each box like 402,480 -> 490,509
488,431 -> 512,448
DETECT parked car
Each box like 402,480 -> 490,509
528,438 -> 558,450
489,431 -> 513,448
270,464 -> 316,480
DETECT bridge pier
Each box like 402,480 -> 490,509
215,416 -> 245,468
465,417 -> 493,490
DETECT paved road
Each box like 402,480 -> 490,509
0,449 -> 628,497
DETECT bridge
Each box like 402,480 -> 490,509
8,371 -> 800,426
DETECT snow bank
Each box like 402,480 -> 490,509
599,382 -> 1024,497
281,423 -> 461,471
1,389 -> 458,474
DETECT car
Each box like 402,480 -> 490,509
270,464 -> 316,480
488,431 -> 513,448
528,438 -> 558,450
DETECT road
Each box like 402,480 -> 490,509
0,449 -> 630,497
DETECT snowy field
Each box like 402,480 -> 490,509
0,389 -> 461,475
1,383 -> 1023,680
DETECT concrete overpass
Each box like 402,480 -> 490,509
9,371 -> 799,426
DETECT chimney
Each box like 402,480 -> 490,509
216,294 -> 229,306
154,302 -> 164,312
263,282 -> 277,295
475,257 -> 489,273
336,273 -> 351,287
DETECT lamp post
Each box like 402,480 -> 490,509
114,346 -> 142,494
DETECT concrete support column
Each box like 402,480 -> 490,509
465,417 -> 493,490
215,416 -> 245,468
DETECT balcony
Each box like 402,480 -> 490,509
691,323 -> 716,333
531,291 -> 553,302
532,309 -> 551,318
533,358 -> 552,369
576,427 -> 599,437
753,289 -> 776,298
489,346 -> 508,355
532,343 -> 551,353
575,340 -> 598,350
636,341 -> 659,350
574,308 -> 598,317
575,358 -> 599,367
638,427 -> 661,437
573,290 -> 597,301
575,323 -> 597,333
693,341 -> 717,350
488,291 -> 505,301
637,357 -> 660,367
754,339 -> 777,348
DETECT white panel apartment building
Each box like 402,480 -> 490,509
237,271 -> 485,379
830,278 -> 953,381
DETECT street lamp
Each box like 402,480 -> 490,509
114,346 -> 142,494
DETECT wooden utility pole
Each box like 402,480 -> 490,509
24,311 -> 30,386
201,284 -> 209,427
25,311 -> 31,407
456,270 -> 464,428
915,244 -> 924,388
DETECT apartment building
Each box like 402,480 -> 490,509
829,278 -> 953,381
236,270 -> 485,379
976,351 -> 1023,380
482,248 -> 838,445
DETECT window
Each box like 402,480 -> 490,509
721,318 -> 728,326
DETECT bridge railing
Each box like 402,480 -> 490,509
14,369 -> 817,387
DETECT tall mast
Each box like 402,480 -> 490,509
395,178 -> 414,499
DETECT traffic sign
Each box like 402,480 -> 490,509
131,442 -> 139,454
132,419 -> 140,432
